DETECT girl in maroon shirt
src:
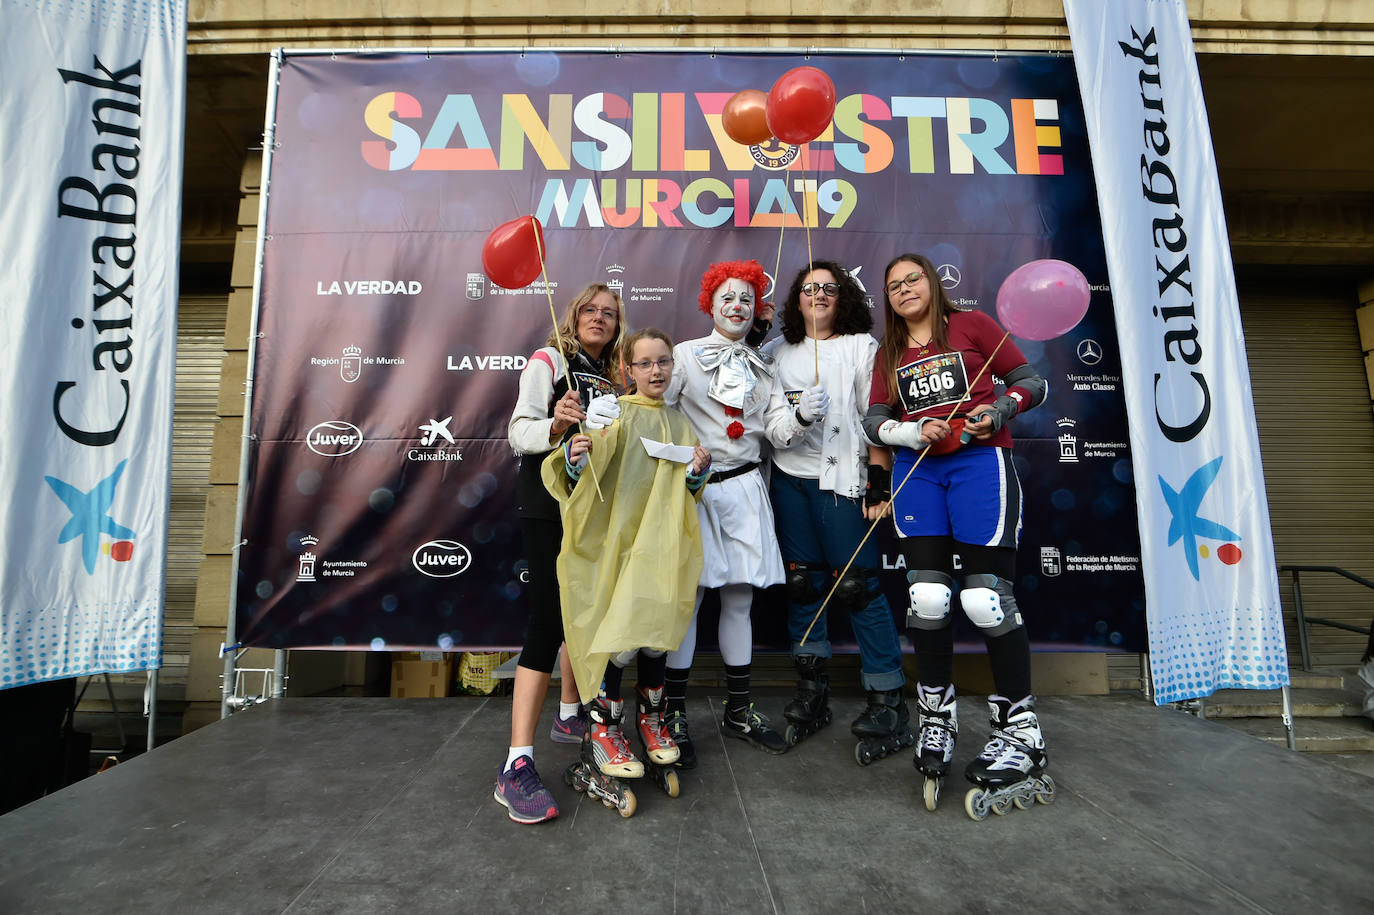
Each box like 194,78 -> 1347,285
862,252 -> 1054,816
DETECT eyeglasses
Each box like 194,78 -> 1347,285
885,271 -> 927,295
579,304 -> 619,322
629,357 -> 675,372
801,282 -> 840,297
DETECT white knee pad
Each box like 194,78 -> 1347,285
907,571 -> 953,630
960,573 -> 1022,636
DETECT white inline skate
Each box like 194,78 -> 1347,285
963,695 -> 1055,821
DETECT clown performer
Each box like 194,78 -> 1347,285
862,252 -> 1049,814
662,259 -> 790,763
762,260 -> 913,765
493,283 -> 625,825
543,328 -> 711,808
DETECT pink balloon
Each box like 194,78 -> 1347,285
995,259 -> 1091,341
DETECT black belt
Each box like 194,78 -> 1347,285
706,462 -> 760,484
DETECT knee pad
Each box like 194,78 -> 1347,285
906,570 -> 953,630
786,561 -> 827,604
832,570 -> 872,614
960,574 -> 1023,636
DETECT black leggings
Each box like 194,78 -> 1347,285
901,536 -> 1031,699
517,517 -> 565,674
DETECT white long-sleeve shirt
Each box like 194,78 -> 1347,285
762,333 -> 875,499
665,330 -> 780,470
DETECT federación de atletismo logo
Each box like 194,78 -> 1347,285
1158,455 -> 1242,581
44,459 -> 136,574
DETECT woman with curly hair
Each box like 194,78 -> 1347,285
763,260 -> 911,763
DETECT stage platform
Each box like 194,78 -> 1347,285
1,692 -> 1370,914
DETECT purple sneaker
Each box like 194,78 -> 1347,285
549,707 -> 586,744
494,756 -> 559,824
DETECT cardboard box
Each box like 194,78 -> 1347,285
390,658 -> 453,698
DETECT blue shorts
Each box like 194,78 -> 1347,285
891,445 -> 1022,548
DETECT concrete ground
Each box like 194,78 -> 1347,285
1,692 -> 1371,914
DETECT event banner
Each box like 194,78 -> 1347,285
0,1 -> 186,689
1064,1 -> 1286,702
239,49 -> 1146,654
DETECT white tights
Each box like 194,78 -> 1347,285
667,582 -> 753,668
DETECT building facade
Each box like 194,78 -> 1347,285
170,2 -> 1374,731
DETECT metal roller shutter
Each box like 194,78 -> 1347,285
1240,288 -> 1374,668
162,297 -> 228,688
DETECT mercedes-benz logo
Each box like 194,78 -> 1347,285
1076,338 -> 1103,366
937,264 -> 961,289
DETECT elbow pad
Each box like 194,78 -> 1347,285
1001,364 -> 1047,413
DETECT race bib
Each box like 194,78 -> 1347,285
574,372 -> 616,405
896,352 -> 968,415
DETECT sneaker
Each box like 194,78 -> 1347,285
721,702 -> 789,755
493,755 -> 559,824
549,707 -> 586,744
664,708 -> 697,769
584,698 -> 645,778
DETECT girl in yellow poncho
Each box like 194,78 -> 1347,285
542,329 -> 712,779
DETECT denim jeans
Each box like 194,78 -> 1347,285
769,467 -> 905,691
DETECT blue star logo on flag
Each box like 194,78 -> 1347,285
1158,455 -> 1241,581
45,459 -> 136,574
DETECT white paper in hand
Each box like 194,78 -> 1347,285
640,437 -> 695,464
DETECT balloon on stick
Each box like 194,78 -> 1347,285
481,215 -> 545,289
722,89 -> 772,146
765,66 -> 836,145
995,259 -> 1092,341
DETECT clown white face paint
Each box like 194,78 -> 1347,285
712,278 -> 755,341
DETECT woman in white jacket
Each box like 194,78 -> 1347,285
764,260 -> 911,764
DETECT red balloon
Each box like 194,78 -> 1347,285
481,215 -> 545,289
765,66 -> 836,145
722,89 -> 772,146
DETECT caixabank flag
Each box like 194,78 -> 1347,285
0,1 -> 186,689
237,49 -> 1146,653
1065,0 -> 1287,702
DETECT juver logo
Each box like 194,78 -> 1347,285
412,539 -> 473,578
45,459 -> 136,574
307,421 -> 363,456
1158,455 -> 1242,581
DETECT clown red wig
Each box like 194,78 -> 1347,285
698,260 -> 768,315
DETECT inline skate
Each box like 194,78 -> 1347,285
563,696 -> 641,818
782,655 -> 833,747
852,689 -> 915,765
912,683 -> 958,811
963,695 -> 1054,821
635,685 -> 681,798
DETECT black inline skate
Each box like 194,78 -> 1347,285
782,655 -> 833,747
963,694 -> 1055,821
912,683 -> 958,811
563,697 -> 640,818
635,685 -> 682,798
852,689 -> 915,765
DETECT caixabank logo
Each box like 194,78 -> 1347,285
1158,455 -> 1242,581
44,459 -> 135,574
